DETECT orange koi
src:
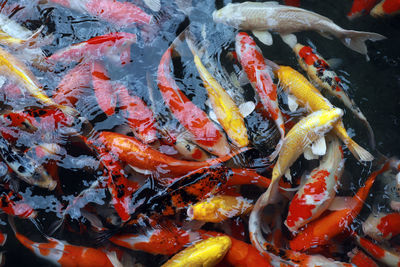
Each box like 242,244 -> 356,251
48,0 -> 153,27
349,247 -> 379,267
289,162 -> 390,251
157,46 -> 230,156
227,168 -> 271,188
362,212 -> 400,241
355,234 -> 400,267
53,63 -> 91,107
48,32 -> 137,64
96,131 -> 245,177
370,0 -> 400,17
348,0 -> 378,19
116,83 -> 157,144
235,32 -> 285,160
91,60 -> 117,116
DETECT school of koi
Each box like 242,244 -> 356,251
0,0 -> 398,266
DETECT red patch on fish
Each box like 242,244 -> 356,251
376,213 -> 400,239
91,61 -> 116,116
382,0 -> 400,14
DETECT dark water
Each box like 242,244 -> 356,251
1,0 -> 399,266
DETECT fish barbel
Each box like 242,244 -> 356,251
213,1 -> 385,55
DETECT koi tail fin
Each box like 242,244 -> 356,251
339,30 -> 386,57
346,139 -> 374,162
263,58 -> 281,74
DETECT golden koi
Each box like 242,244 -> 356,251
249,108 -> 343,255
267,62 -> 374,162
161,236 -> 231,267
0,47 -> 78,116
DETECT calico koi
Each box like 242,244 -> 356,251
9,218 -> 121,267
0,184 -> 36,219
157,46 -> 230,156
355,234 -> 400,267
0,46 -> 77,116
362,212 -> 400,241
370,0 -> 400,17
47,32 -> 137,64
162,236 -> 231,267
235,32 -> 284,159
96,131 -> 245,177
348,247 -> 379,267
48,0 -> 153,28
116,83 -> 157,144
186,32 -> 249,148
249,109 -> 343,256
347,0 -> 378,19
91,60 -> 117,116
289,162 -> 390,251
293,43 -> 375,148
285,135 -> 344,233
266,61 -> 374,162
187,195 -> 253,223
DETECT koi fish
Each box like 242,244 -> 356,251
53,63 -> 91,107
157,46 -> 230,156
249,108 -> 343,255
9,217 -> 122,267
185,31 -> 249,148
162,236 -> 231,267
96,131 -> 244,178
355,234 -> 400,267
213,1 -> 385,55
347,0 -> 378,19
0,184 -> 36,219
266,61 -> 374,162
235,32 -> 285,159
116,83 -> 157,144
293,43 -> 375,148
91,60 -> 117,116
370,0 -> 400,17
187,195 -> 253,223
48,0 -> 153,28
362,212 -> 400,241
47,32 -> 137,65
227,168 -> 271,188
348,247 -> 379,267
0,135 -> 56,190
289,162 -> 390,251
0,46 -> 78,116
285,135 -> 344,233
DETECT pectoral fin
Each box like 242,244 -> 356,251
252,31 -> 273,46
280,33 -> 297,49
287,94 -> 299,112
304,146 -> 319,160
239,101 -> 255,118
311,136 -> 326,156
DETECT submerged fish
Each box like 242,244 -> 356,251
347,0 -> 378,19
370,0 -> 400,17
213,1 -> 385,55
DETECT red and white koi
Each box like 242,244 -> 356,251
235,32 -> 285,160
347,0 -> 378,19
348,247 -> 379,267
362,212 -> 400,241
285,135 -> 344,233
289,162 -> 390,251
293,43 -> 375,148
355,234 -> 400,267
116,83 -> 157,144
48,0 -> 153,28
47,32 -> 137,65
0,184 -> 36,219
370,0 -> 400,17
91,60 -> 117,116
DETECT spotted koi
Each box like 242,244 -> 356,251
235,32 -> 285,160
289,162 -> 390,251
285,135 -> 344,233
362,212 -> 400,242
347,0 -> 378,19
157,46 -> 230,157
293,43 -> 375,148
370,0 -> 400,17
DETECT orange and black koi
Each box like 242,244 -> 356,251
91,60 -> 117,116
289,162 -> 390,251
116,82 -> 157,144
0,184 -> 36,219
293,43 -> 375,148
47,32 -> 137,64
347,0 -> 378,19
157,46 -> 230,157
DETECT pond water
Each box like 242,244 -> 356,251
1,0 -> 399,266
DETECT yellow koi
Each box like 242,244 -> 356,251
186,34 -> 249,148
0,47 -> 77,116
249,108 -> 344,254
187,195 -> 253,223
269,62 -> 373,162
162,236 -> 231,267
